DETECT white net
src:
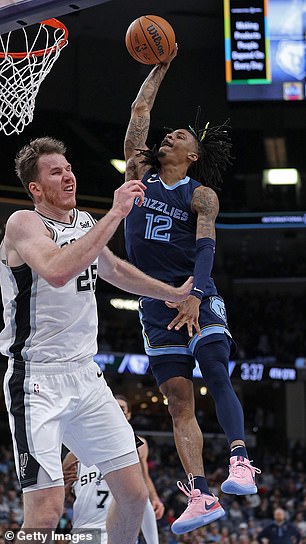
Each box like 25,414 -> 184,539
0,19 -> 68,136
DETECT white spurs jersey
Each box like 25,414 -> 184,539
0,209 -> 98,364
72,463 -> 112,530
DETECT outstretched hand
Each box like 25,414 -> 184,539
166,295 -> 202,338
112,179 -> 146,218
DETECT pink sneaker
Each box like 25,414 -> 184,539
221,456 -> 261,495
171,473 -> 225,535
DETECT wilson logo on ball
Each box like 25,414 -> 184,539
125,15 -> 176,65
146,24 -> 165,56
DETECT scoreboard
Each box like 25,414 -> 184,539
94,352 -> 297,382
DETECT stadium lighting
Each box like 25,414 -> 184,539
110,298 -> 139,311
263,168 -> 300,185
110,159 -> 126,174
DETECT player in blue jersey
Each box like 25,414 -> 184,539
124,47 -> 261,535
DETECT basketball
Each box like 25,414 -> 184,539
125,15 -> 176,65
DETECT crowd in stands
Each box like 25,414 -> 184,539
227,290 -> 306,364
0,438 -> 306,543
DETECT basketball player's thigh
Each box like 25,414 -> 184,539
64,362 -> 136,467
3,362 -> 67,487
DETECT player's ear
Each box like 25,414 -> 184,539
187,152 -> 198,163
28,181 -> 41,197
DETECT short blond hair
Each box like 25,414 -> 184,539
15,137 -> 66,197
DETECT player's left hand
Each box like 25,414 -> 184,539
166,295 -> 201,337
151,498 -> 165,520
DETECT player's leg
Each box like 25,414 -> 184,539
160,376 -> 204,476
64,361 -> 147,544
140,299 -> 207,476
3,360 -> 67,529
102,461 -> 148,544
156,371 -> 224,534
140,302 -> 224,533
195,337 -> 245,448
23,484 -> 64,527
195,337 -> 261,494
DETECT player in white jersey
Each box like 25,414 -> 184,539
0,136 -> 192,544
70,461 -> 111,544
63,395 -> 164,544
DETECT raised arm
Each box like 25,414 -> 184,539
124,47 -> 177,181
3,179 -> 146,287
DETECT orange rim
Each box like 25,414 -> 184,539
0,18 -> 68,59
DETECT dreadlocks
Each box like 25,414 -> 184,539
136,107 -> 233,191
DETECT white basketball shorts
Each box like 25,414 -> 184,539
4,358 -> 137,490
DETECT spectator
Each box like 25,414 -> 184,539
258,507 -> 301,544
228,500 -> 246,528
293,512 -> 306,538
254,497 -> 274,522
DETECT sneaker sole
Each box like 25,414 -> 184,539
221,481 -> 257,495
171,507 -> 225,535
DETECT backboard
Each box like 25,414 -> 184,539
0,0 -> 112,34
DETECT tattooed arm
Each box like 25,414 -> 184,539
124,46 -> 178,181
191,185 -> 219,241
166,186 -> 219,337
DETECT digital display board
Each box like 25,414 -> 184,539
94,353 -> 297,382
224,0 -> 305,101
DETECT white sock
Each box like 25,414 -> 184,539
140,498 -> 159,544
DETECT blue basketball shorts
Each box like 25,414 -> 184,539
139,294 -> 236,386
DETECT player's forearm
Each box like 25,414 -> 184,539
124,63 -> 171,157
45,208 -> 123,287
145,477 -> 160,502
100,256 -> 184,301
133,62 -> 171,111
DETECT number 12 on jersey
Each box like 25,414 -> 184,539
144,213 -> 172,242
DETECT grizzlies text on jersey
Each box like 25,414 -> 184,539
125,171 -> 216,295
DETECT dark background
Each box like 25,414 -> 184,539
0,0 -> 305,213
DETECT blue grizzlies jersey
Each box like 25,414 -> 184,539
125,170 -> 217,296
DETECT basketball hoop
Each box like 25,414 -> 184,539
0,18 -> 68,136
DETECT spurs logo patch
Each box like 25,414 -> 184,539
20,453 -> 28,479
